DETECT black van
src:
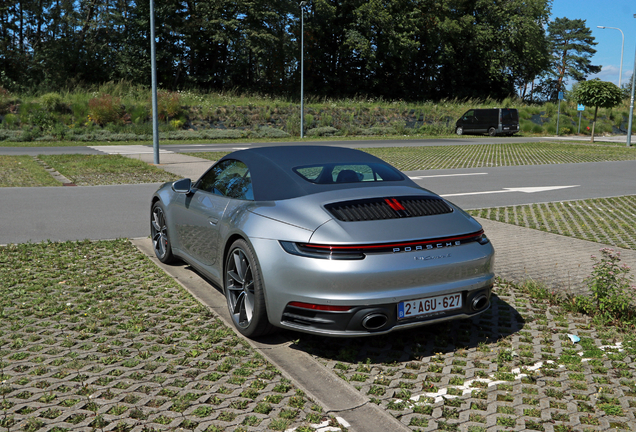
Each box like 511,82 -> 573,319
455,108 -> 519,136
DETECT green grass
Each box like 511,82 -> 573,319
0,155 -> 61,187
0,239 -> 324,432
469,196 -> 636,250
38,154 -> 179,185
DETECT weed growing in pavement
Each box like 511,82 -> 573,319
574,248 -> 636,324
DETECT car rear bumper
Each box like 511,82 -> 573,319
250,237 -> 495,336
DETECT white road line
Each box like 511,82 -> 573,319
441,185 -> 579,198
409,172 -> 488,179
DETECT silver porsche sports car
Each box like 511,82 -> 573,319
150,146 -> 495,338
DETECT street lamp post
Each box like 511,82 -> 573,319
150,0 -> 159,164
627,15 -> 636,148
299,2 -> 306,139
597,26 -> 624,88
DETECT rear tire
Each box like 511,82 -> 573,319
225,239 -> 276,338
488,127 -> 497,136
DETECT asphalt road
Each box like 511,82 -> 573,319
0,184 -> 161,244
2,160 -> 635,245
408,160 -> 636,209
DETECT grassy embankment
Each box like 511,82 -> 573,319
1,81 -> 635,145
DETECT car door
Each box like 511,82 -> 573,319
174,159 -> 253,278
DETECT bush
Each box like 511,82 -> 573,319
1,113 -> 19,128
0,130 -> 22,141
256,127 -> 290,138
170,119 -> 184,129
40,93 -> 65,112
0,86 -> 11,114
88,94 -> 125,125
520,120 -> 533,132
307,126 -> 338,137
157,90 -> 182,120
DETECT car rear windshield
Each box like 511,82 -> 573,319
293,163 -> 404,184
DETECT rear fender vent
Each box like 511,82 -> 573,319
325,196 -> 453,222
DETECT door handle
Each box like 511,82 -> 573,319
208,218 -> 219,225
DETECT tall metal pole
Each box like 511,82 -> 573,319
597,26 -> 624,88
150,0 -> 160,164
627,16 -> 636,148
299,2 -> 306,139
627,51 -> 635,147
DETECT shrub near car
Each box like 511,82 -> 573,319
455,108 -> 519,136
150,146 -> 495,338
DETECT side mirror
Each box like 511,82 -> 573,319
172,178 -> 192,194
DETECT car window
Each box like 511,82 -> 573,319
195,159 -> 254,200
463,110 -> 474,120
294,163 -> 403,184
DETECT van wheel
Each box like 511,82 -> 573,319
488,127 -> 497,136
456,127 -> 463,136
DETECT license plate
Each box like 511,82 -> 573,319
398,293 -> 462,320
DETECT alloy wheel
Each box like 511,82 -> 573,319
226,248 -> 255,329
151,206 -> 169,259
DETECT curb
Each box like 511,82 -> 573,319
131,237 -> 410,432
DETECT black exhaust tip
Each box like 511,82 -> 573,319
471,295 -> 488,311
362,313 -> 388,330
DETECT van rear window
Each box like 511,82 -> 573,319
502,109 -> 518,121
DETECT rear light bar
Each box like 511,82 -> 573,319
287,301 -> 352,312
280,230 -> 488,260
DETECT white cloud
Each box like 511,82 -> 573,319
588,65 -> 634,87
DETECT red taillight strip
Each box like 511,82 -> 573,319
384,198 -> 406,211
288,301 -> 352,312
299,230 -> 484,252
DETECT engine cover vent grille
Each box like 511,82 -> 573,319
325,196 -> 453,222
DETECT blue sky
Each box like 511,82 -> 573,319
551,0 -> 636,88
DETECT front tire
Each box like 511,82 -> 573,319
151,201 -> 176,264
225,239 -> 275,338
488,127 -> 497,136
456,126 -> 463,136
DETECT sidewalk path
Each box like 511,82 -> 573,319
479,217 -> 636,296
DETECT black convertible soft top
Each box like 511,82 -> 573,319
217,146 -> 415,201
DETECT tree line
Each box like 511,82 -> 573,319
0,0 -> 601,101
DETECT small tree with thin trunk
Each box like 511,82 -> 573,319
571,80 -> 623,142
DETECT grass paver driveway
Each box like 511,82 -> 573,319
0,240 -> 335,432
362,142 -> 636,171
37,155 -> 179,186
294,280 -> 636,431
0,156 -> 60,187
469,195 -> 636,250
0,155 -> 178,187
